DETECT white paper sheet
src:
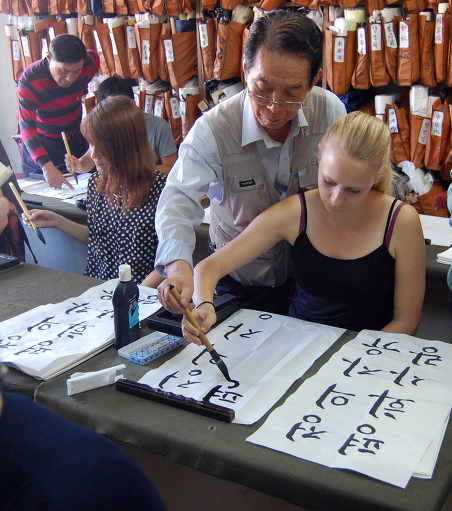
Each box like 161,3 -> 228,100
247,330 -> 452,488
420,214 -> 452,247
139,310 -> 344,425
437,246 -> 452,265
0,280 -> 162,379
24,173 -> 91,200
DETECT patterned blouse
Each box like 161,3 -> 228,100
85,170 -> 166,283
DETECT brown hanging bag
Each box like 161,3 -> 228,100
368,20 -> 390,87
164,31 -> 197,89
425,97 -> 451,172
198,16 -> 216,81
434,8 -> 450,83
419,14 -> 437,87
397,15 -> 420,86
409,113 -> 431,169
213,19 -> 245,81
352,23 -> 371,89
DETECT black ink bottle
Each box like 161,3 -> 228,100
113,264 -> 140,349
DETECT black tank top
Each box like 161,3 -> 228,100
289,192 -> 406,331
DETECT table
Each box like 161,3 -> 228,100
2,263 -> 452,511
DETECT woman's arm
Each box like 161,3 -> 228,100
65,151 -> 95,174
382,204 -> 425,335
23,209 -> 89,246
141,269 -> 164,288
0,197 -> 9,234
182,195 -> 301,344
156,153 -> 177,175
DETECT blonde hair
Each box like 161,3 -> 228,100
319,111 -> 395,195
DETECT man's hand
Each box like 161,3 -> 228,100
42,162 -> 73,189
157,260 -> 194,313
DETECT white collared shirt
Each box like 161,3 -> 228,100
154,89 -> 345,276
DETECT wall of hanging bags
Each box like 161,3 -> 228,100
2,0 -> 452,207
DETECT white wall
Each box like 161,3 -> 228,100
0,13 -> 22,173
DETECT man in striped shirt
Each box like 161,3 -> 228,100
18,34 -> 100,189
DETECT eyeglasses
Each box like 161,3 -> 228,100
247,89 -> 304,111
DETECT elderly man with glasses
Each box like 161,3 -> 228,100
156,9 -> 346,315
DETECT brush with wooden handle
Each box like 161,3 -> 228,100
61,131 -> 78,185
9,182 -> 46,244
168,285 -> 233,382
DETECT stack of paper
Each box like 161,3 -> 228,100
437,246 -> 452,265
0,280 -> 162,380
247,330 -> 452,488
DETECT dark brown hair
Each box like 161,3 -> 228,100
244,10 -> 322,85
81,96 -> 155,211
49,34 -> 87,63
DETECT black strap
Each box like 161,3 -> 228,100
383,198 -> 398,244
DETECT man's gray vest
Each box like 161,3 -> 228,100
205,87 -> 331,288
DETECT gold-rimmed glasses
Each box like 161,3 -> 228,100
247,89 -> 306,111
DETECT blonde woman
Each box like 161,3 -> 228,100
181,112 -> 425,341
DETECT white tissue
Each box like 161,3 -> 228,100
398,161 -> 434,195
67,364 -> 126,396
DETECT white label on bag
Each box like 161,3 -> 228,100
41,38 -> 48,59
141,39 -> 150,65
388,108 -> 399,133
170,97 -> 180,118
435,14 -> 443,44
180,100 -> 186,121
418,118 -> 431,144
371,23 -> 382,51
384,22 -> 398,48
154,99 -> 163,117
126,26 -> 137,49
199,23 -> 209,48
109,32 -> 118,55
93,30 -> 102,53
48,26 -> 55,40
164,39 -> 174,62
145,93 -> 153,113
357,27 -> 367,55
431,111 -> 444,137
21,35 -> 30,57
399,22 -> 409,49
12,40 -> 20,61
334,37 -> 345,63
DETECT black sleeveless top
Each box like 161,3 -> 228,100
289,192 -> 406,331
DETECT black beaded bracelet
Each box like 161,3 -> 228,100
196,301 -> 215,311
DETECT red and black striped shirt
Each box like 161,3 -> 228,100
18,49 -> 100,168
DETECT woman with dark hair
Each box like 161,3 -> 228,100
23,96 -> 165,287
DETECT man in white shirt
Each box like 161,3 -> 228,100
156,10 -> 346,314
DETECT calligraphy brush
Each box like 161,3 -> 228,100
168,285 -> 233,382
61,131 -> 79,185
9,182 -> 46,244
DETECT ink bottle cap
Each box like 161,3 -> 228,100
118,264 -> 132,282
